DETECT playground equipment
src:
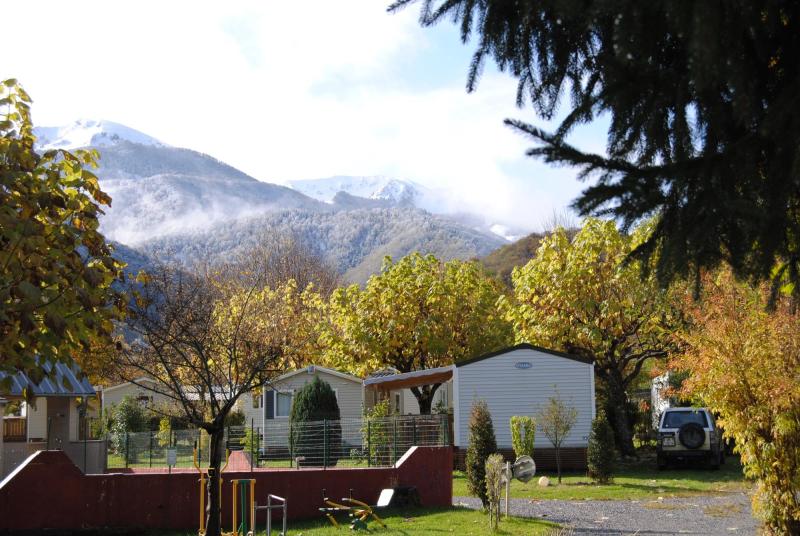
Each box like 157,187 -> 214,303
320,492 -> 389,530
231,479 -> 256,536
255,494 -> 287,536
193,448 -> 230,536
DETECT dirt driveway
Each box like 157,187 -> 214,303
454,491 -> 757,535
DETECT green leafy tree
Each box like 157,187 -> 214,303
501,219 -> 679,455
537,393 -> 578,484
0,79 -> 123,379
289,376 -> 342,466
390,1 -> 800,298
326,253 -> 513,414
510,415 -> 535,459
465,399 -> 497,507
362,398 -> 392,465
587,411 -> 616,484
110,396 -> 148,462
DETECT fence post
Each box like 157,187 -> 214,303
323,419 -> 329,468
125,431 -> 130,469
442,414 -> 449,445
250,418 -> 254,472
392,417 -> 398,464
149,431 -> 154,468
289,422 -> 293,468
412,416 -> 417,446
367,420 -> 371,467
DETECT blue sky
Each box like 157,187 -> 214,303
6,1 -> 608,232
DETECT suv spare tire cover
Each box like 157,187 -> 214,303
678,422 -> 705,449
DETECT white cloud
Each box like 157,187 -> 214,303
6,0 -> 598,233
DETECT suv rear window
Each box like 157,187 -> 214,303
662,410 -> 708,428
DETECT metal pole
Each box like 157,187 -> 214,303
412,416 -> 417,445
505,461 -> 510,518
82,405 -> 88,473
323,419 -> 328,468
250,419 -> 254,472
149,431 -> 153,468
125,431 -> 129,468
393,418 -> 398,464
282,499 -> 287,536
367,420 -> 371,467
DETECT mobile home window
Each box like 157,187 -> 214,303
275,391 -> 293,418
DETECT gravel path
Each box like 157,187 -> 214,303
454,492 -> 757,535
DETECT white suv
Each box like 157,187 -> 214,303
656,407 -> 724,470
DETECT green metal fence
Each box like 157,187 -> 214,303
106,414 -> 450,469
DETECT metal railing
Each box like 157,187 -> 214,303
106,414 -> 450,469
257,414 -> 450,468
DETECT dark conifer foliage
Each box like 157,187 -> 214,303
289,376 -> 343,466
391,0 -> 800,296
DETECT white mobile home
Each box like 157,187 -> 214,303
256,365 -> 363,427
364,344 -> 595,469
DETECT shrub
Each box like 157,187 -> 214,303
110,396 -> 148,463
484,453 -> 505,530
536,392 -> 578,484
156,416 -> 172,447
240,427 -> 261,458
226,409 -> 246,427
587,411 -> 615,483
362,398 -> 391,464
466,399 -> 497,507
510,415 -> 535,459
289,376 -> 342,466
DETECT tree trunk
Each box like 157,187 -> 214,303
206,428 -> 224,536
555,445 -> 562,484
410,383 -> 440,415
605,372 -> 636,457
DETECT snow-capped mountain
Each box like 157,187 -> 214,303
32,120 -> 506,281
34,121 -> 324,244
35,119 -> 164,150
290,175 -> 527,241
289,176 -> 432,208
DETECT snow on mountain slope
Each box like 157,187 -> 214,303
35,119 -> 164,150
289,176 -> 433,207
289,175 -> 528,241
34,121 -> 325,244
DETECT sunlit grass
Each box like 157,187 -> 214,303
453,457 -> 748,501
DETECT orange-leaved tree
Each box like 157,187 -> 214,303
674,269 -> 799,534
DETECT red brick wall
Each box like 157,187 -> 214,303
0,447 -> 452,533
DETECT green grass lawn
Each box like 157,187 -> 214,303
454,457 -> 749,501
142,507 -> 559,535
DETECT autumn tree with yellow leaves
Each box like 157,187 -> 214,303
115,261 -> 323,536
0,80 -> 123,379
325,253 -> 513,414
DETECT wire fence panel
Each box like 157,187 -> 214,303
105,415 -> 450,470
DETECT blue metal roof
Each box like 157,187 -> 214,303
0,361 -> 96,397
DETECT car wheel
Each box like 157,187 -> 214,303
657,454 -> 668,470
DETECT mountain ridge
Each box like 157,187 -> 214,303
35,120 -> 507,283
